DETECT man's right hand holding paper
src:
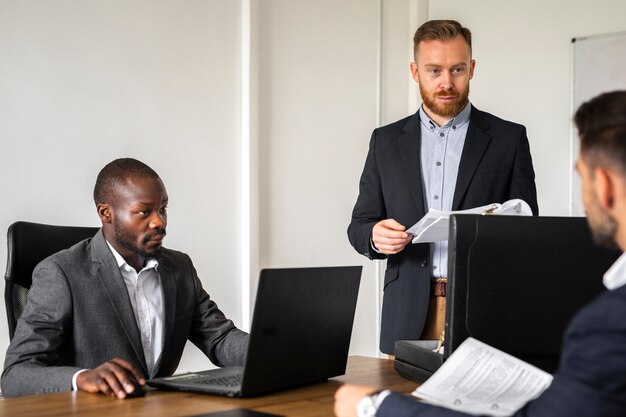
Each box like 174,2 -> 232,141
372,219 -> 413,254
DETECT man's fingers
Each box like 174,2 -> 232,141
97,367 -> 128,398
379,219 -> 407,231
110,357 -> 145,386
375,229 -> 410,240
373,219 -> 410,241
76,358 -> 146,399
373,233 -> 412,245
334,385 -> 377,417
376,243 -> 406,255
80,371 -> 117,397
372,225 -> 413,254
373,238 -> 412,254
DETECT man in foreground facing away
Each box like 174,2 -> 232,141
336,90 -> 626,416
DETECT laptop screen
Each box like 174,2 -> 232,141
240,266 -> 362,396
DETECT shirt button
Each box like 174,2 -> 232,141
433,265 -> 438,270
439,132 -> 444,137
436,161 -> 442,166
434,195 -> 439,200
453,125 -> 457,130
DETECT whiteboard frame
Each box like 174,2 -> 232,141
571,31 -> 626,216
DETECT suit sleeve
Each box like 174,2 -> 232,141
513,297 -> 626,417
376,296 -> 626,417
377,393 -> 470,417
510,126 -> 539,215
1,260 -> 81,397
348,130 -> 388,260
187,260 -> 249,367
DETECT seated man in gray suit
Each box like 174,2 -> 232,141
2,158 -> 248,398
334,91 -> 626,416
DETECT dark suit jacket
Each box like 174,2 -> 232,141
348,105 -> 538,353
1,230 -> 248,397
376,283 -> 626,416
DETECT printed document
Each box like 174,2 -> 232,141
412,338 -> 553,417
406,199 -> 532,244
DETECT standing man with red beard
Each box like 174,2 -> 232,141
348,20 -> 538,355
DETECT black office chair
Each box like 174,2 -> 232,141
4,221 -> 99,340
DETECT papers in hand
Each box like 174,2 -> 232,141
412,338 -> 553,417
406,199 -> 532,244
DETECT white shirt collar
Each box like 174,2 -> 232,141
105,240 -> 159,272
603,252 -> 626,290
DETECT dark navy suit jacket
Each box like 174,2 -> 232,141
348,105 -> 538,353
377,283 -> 626,416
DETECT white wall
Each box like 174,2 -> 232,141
0,0 -> 243,372
255,0 -> 626,358
428,0 -> 626,215
2,0 -> 626,373
257,0 -> 381,356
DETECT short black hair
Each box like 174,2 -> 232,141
575,90 -> 626,175
93,158 -> 160,205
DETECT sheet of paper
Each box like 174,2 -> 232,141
406,203 -> 499,243
406,214 -> 448,243
412,338 -> 553,417
406,199 -> 531,244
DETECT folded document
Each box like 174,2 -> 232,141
412,337 -> 552,417
406,199 -> 532,244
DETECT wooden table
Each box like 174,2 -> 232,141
0,356 -> 418,416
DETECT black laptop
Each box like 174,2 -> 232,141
148,266 -> 362,397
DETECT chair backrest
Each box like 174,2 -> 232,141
4,221 -> 99,340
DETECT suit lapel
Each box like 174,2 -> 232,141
398,112 -> 426,214
452,107 -> 492,210
90,232 -> 148,375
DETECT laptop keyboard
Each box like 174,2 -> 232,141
191,374 -> 242,387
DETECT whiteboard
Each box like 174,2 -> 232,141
571,31 -> 626,215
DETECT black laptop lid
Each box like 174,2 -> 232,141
240,266 -> 361,397
446,215 -> 619,371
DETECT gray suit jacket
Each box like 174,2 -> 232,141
1,230 -> 248,397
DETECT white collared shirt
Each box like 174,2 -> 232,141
106,242 -> 165,377
603,252 -> 626,290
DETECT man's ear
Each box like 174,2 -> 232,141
97,203 -> 113,224
594,167 -> 615,210
410,61 -> 419,84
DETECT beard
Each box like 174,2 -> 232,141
586,195 -> 619,250
113,220 -> 166,259
420,83 -> 470,119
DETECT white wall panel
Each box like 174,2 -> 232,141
257,0 -> 381,356
0,0 -> 242,372
429,0 -> 626,216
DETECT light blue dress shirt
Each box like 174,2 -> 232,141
419,102 -> 471,278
